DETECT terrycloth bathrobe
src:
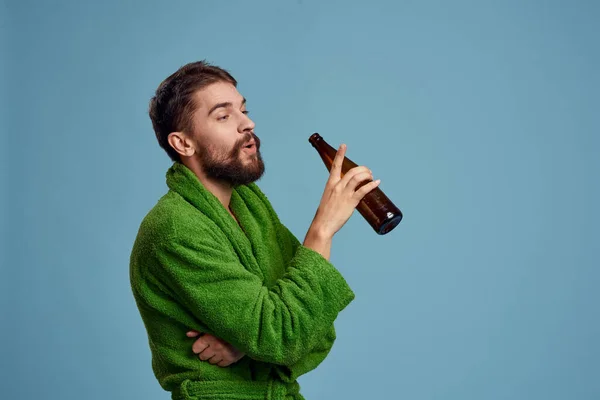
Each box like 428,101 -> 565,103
129,162 -> 355,399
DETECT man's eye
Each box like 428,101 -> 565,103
217,115 -> 229,121
242,110 -> 249,115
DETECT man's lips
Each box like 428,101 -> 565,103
242,140 -> 257,153
242,140 -> 257,151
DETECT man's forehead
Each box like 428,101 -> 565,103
193,82 -> 243,108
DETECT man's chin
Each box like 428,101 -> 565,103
241,165 -> 265,185
211,166 -> 265,187
201,150 -> 265,186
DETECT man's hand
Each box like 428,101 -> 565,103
304,144 -> 380,260
187,330 -> 245,367
313,144 -> 380,237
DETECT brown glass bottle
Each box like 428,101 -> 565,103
309,133 -> 403,235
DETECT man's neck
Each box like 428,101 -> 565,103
182,160 -> 237,221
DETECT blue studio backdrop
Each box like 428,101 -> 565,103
2,1 -> 599,399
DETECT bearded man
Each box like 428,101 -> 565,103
129,60 -> 380,400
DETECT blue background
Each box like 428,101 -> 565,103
3,0 -> 599,399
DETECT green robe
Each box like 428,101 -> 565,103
129,162 -> 355,399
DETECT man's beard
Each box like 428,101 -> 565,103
197,133 -> 265,186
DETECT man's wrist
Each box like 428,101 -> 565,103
303,222 -> 333,260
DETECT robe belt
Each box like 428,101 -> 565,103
172,378 -> 301,400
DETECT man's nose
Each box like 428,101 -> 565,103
239,112 -> 255,133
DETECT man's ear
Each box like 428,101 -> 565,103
168,132 -> 195,158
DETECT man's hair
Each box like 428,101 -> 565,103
149,60 -> 237,162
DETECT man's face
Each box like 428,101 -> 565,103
189,81 -> 264,186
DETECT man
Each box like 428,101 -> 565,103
129,60 -> 380,399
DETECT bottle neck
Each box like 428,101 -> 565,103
309,133 -> 323,148
309,133 -> 336,154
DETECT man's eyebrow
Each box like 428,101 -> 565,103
207,98 -> 247,116
207,102 -> 231,116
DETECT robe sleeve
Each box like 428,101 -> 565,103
268,222 -> 341,380
272,323 -> 338,382
149,224 -> 355,367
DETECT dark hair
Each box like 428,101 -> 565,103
149,60 -> 237,162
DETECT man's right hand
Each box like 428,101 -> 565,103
310,144 -> 380,234
303,144 -> 380,260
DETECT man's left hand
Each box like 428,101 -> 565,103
187,330 -> 245,367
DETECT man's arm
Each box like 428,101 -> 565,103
169,144 -> 376,367
184,223 -> 339,370
150,226 -> 354,367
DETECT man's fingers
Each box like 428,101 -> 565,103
344,171 -> 373,193
189,332 -> 244,367
354,179 -> 381,200
216,353 -> 242,367
208,355 -> 224,365
217,359 -> 231,367
186,330 -> 200,337
214,351 -> 245,367
329,144 -> 346,181
339,166 -> 371,189
192,338 -> 210,354
199,348 -> 216,361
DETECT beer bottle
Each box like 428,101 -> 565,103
309,133 -> 403,235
